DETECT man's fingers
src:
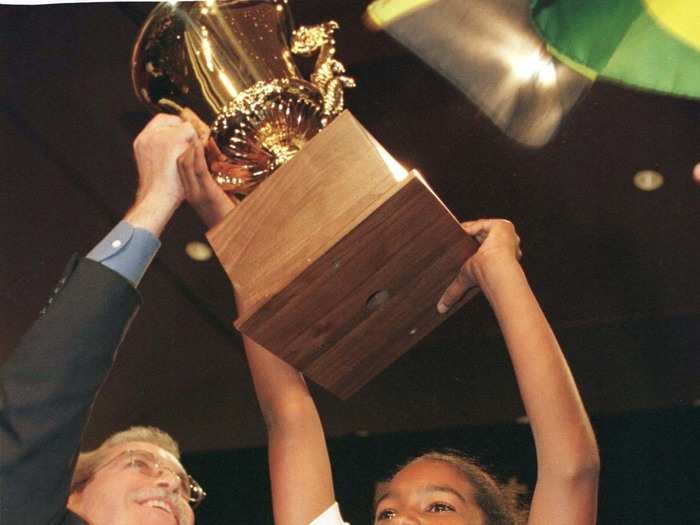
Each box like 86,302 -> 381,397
179,108 -> 211,141
143,113 -> 184,131
179,121 -> 197,143
148,115 -> 197,146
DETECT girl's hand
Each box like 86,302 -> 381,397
177,137 -> 237,228
437,219 -> 522,313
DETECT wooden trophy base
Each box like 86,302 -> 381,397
207,111 -> 478,398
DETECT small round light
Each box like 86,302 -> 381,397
185,241 -> 213,262
633,170 -> 664,191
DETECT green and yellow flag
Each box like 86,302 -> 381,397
530,0 -> 700,99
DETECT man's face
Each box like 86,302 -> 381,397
67,441 -> 195,525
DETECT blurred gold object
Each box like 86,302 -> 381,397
132,1 -> 354,196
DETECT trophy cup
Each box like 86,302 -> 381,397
132,0 -> 478,398
132,0 -> 355,196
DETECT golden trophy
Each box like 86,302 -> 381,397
132,0 -> 355,196
132,1 -> 477,398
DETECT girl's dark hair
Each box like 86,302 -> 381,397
375,449 -> 529,525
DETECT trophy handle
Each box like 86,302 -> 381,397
291,21 -> 357,118
131,1 -> 355,197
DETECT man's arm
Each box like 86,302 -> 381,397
438,219 -> 600,525
0,114 -> 195,523
0,258 -> 141,524
86,113 -> 198,285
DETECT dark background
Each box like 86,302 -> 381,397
185,407 -> 699,524
2,2 -> 699,523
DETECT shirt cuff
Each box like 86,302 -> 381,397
86,220 -> 161,287
309,502 -> 349,525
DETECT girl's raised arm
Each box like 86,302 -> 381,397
439,219 -> 600,525
243,335 -> 338,525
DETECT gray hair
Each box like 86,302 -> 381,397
70,426 -> 180,493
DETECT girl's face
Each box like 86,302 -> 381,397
374,460 -> 485,525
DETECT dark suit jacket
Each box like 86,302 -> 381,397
0,256 -> 140,524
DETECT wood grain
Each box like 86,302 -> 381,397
207,111 -> 410,320
239,176 -> 477,397
208,111 -> 478,397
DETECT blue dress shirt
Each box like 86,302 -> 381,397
86,221 -> 160,286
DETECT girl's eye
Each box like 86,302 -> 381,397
376,509 -> 397,521
427,502 -> 455,513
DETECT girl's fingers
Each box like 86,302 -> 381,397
177,146 -> 198,196
194,138 -> 209,178
437,260 -> 477,314
461,219 -> 494,237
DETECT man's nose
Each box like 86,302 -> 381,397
156,468 -> 182,493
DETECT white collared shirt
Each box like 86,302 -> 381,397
309,502 -> 349,525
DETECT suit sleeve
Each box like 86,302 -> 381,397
0,256 -> 141,524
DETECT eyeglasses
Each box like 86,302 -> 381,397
93,449 -> 207,508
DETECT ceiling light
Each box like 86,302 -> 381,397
633,170 -> 664,191
185,241 -> 213,262
693,163 -> 700,186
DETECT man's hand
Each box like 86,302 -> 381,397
125,114 -> 197,236
437,219 -> 522,313
177,137 -> 237,228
